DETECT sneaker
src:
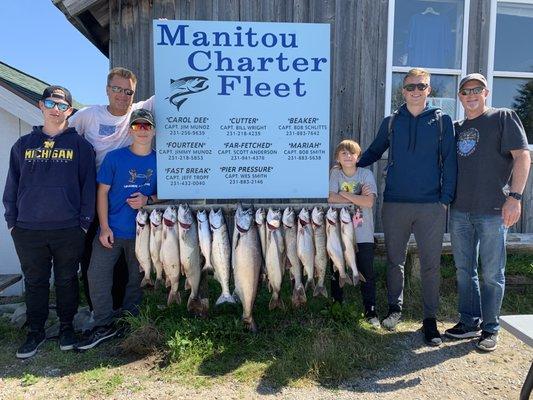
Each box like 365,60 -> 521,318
75,324 -> 117,351
382,311 -> 402,331
59,324 -> 76,351
364,308 -> 381,329
476,331 -> 498,352
16,330 -> 46,359
422,318 -> 442,347
444,322 -> 482,340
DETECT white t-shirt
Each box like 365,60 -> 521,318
69,96 -> 154,168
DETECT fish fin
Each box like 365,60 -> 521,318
268,294 -> 285,311
187,296 -> 208,317
243,317 -> 257,333
313,285 -> 328,298
154,279 -> 163,290
358,272 -> 367,283
167,290 -> 181,306
215,293 -> 236,306
304,277 -> 315,291
339,274 -> 353,288
170,78 -> 175,84
140,276 -> 153,288
184,279 -> 191,291
174,98 -> 187,111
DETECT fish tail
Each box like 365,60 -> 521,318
269,293 -> 285,311
216,293 -> 236,306
187,296 -> 208,317
167,290 -> 181,306
243,317 -> 257,333
292,285 -> 307,307
304,277 -> 315,291
313,284 -> 328,298
140,276 -> 153,288
359,272 -> 367,283
339,274 -> 353,288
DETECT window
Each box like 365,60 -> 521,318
386,0 -> 470,118
488,0 -> 533,142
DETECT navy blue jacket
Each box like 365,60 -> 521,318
3,126 -> 96,230
358,104 -> 457,204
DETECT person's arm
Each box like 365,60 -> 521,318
439,115 -> 457,206
2,141 -> 21,231
357,118 -> 390,168
502,149 -> 531,227
97,183 -> 114,248
126,192 -> 159,209
79,142 -> 96,231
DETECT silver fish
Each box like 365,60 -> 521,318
209,208 -> 235,306
311,207 -> 328,298
326,207 -> 353,288
178,204 -> 207,316
135,209 -> 152,287
297,207 -> 315,291
197,209 -> 213,272
255,208 -> 267,281
340,207 -> 366,284
149,209 -> 164,288
160,206 -> 181,305
232,206 -> 262,332
265,208 -> 285,310
282,207 -> 306,307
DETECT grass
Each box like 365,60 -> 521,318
0,253 -> 531,394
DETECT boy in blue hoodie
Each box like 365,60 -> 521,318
3,86 -> 96,358
358,68 -> 457,346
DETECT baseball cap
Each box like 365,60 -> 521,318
129,108 -> 155,126
41,85 -> 72,106
459,73 -> 488,90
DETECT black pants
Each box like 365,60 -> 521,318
81,217 -> 129,310
11,226 -> 85,332
330,243 -> 376,311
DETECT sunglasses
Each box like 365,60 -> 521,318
109,85 -> 135,96
459,86 -> 484,96
43,99 -> 70,112
403,83 -> 429,92
130,122 -> 153,131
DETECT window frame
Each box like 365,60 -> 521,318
385,0 -> 471,119
487,0 -> 533,107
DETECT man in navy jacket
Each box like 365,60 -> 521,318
3,85 -> 96,359
358,68 -> 457,346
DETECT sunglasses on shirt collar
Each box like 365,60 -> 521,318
403,83 -> 429,91
459,86 -> 484,96
43,99 -> 70,112
108,85 -> 135,96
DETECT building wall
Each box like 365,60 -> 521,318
106,0 -> 533,233
0,109 -> 31,296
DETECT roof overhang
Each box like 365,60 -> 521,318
52,0 -> 110,57
0,83 -> 42,126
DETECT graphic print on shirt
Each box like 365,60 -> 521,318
126,168 -> 154,188
457,127 -> 479,157
98,124 -> 116,137
340,181 -> 363,227
24,139 -> 74,163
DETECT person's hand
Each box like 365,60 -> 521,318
362,184 -> 373,196
126,192 -> 147,210
99,227 -> 114,249
502,197 -> 521,227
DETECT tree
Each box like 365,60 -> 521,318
512,79 -> 533,144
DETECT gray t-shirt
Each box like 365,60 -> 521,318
329,167 -> 377,243
453,108 -> 529,214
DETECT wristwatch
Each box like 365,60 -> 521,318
508,192 -> 522,201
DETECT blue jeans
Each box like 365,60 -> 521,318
450,209 -> 508,333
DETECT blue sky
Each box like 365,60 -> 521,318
0,1 -> 109,105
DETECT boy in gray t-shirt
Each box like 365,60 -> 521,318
328,139 -> 379,328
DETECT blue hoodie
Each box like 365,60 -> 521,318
3,126 -> 96,230
358,104 -> 457,204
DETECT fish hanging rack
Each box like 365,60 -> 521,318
143,202 -> 355,212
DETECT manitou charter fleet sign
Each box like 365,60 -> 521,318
153,20 -> 330,199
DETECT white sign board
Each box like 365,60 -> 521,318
153,20 -> 330,199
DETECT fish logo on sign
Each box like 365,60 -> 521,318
166,76 -> 209,111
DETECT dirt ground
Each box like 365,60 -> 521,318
1,322 -> 531,400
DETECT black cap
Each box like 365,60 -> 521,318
41,85 -> 72,106
129,108 -> 155,127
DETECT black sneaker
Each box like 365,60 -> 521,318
422,318 -> 442,347
16,330 -> 46,359
75,325 -> 117,351
476,331 -> 498,352
444,322 -> 482,340
59,324 -> 76,351
382,311 -> 402,331
364,307 -> 381,329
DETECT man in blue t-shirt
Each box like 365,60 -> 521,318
76,109 -> 157,350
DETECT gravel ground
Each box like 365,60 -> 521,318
1,322 -> 531,400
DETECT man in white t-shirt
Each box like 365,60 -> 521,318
69,67 -> 154,314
